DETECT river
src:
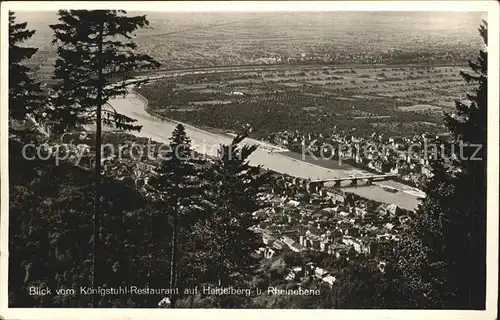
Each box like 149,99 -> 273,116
107,92 -> 423,211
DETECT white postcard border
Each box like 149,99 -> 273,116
1,1 -> 498,319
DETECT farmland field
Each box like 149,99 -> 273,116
136,63 -> 474,139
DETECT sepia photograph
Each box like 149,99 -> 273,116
0,1 -> 498,319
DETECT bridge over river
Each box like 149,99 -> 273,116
311,173 -> 399,187
283,173 -> 399,193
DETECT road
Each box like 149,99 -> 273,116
131,62 -> 467,79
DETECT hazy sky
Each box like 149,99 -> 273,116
12,11 -> 487,48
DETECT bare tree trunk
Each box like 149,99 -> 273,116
169,201 -> 178,308
92,20 -> 104,309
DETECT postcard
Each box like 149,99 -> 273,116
1,1 -> 498,319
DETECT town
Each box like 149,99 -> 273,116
250,168 -> 412,289
267,128 -> 448,189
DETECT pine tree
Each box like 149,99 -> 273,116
8,11 -> 46,122
442,20 -> 488,310
49,10 -> 160,307
390,21 -> 488,309
8,136 -> 164,307
191,134 -> 272,307
389,157 -> 458,308
149,124 -> 203,308
50,10 -> 160,132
